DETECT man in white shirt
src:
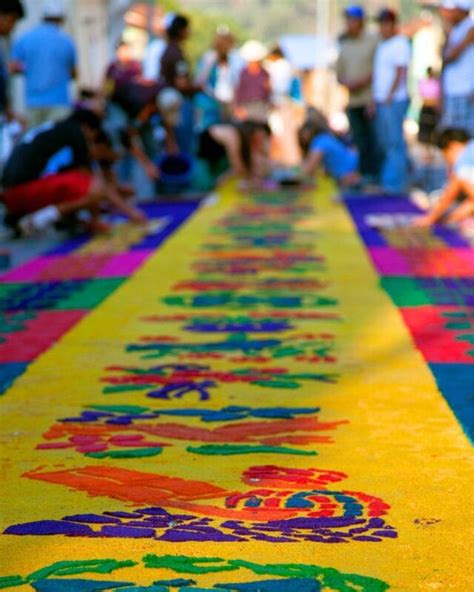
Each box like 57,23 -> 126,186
440,0 -> 474,137
142,37 -> 166,82
372,8 -> 411,194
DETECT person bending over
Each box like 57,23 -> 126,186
298,110 -> 361,189
414,128 -> 474,227
105,81 -> 183,180
1,109 -> 146,235
198,119 -> 272,183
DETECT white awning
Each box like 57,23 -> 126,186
279,34 -> 337,70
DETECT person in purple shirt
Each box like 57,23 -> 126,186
235,40 -> 271,123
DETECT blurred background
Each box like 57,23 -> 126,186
8,0 -> 444,126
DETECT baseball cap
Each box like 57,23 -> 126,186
376,8 -> 398,22
441,0 -> 472,9
344,5 -> 366,19
42,0 -> 65,18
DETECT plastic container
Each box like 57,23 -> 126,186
156,153 -> 193,194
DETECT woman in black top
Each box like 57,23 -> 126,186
198,120 -> 272,182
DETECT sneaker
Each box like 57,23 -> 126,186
410,189 -> 431,211
18,206 -> 60,237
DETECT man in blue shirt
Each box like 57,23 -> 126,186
11,0 -> 76,128
298,111 -> 361,190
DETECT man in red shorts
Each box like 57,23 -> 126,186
1,108 -> 146,234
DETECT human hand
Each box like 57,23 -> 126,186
88,219 -> 112,235
215,170 -> 234,187
366,102 -> 376,118
347,79 -> 363,93
412,214 -> 433,228
144,162 -> 160,180
129,209 -> 148,225
165,138 -> 180,155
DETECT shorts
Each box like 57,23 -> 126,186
442,95 -> 474,138
418,105 -> 439,145
2,170 -> 93,217
27,106 -> 71,129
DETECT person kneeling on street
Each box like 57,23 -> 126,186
298,108 -> 362,190
198,119 -> 272,186
413,128 -> 474,228
1,108 -> 146,235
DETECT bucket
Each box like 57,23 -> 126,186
156,153 -> 193,194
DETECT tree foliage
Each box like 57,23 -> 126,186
178,0 -> 424,47
158,0 -> 424,67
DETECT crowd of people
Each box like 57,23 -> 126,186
0,0 -> 473,236
337,1 -> 474,216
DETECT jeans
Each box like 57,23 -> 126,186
375,99 -> 410,193
103,102 -> 155,200
347,105 -> 380,179
442,94 -> 474,138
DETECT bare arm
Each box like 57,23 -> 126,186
129,138 -> 159,180
385,66 -> 407,103
104,182 -> 147,224
252,152 -> 273,180
444,27 -> 474,65
209,125 -> 247,177
335,50 -> 345,86
301,150 -> 323,176
124,127 -> 160,181
413,176 -> 463,227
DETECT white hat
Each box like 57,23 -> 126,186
240,40 -> 268,62
156,87 -> 183,126
441,0 -> 472,10
42,0 -> 66,18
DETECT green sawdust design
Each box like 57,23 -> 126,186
86,447 -> 164,459
55,278 -> 125,310
187,444 -> 317,456
379,277 -> 430,307
143,555 -> 390,591
0,559 -> 137,589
